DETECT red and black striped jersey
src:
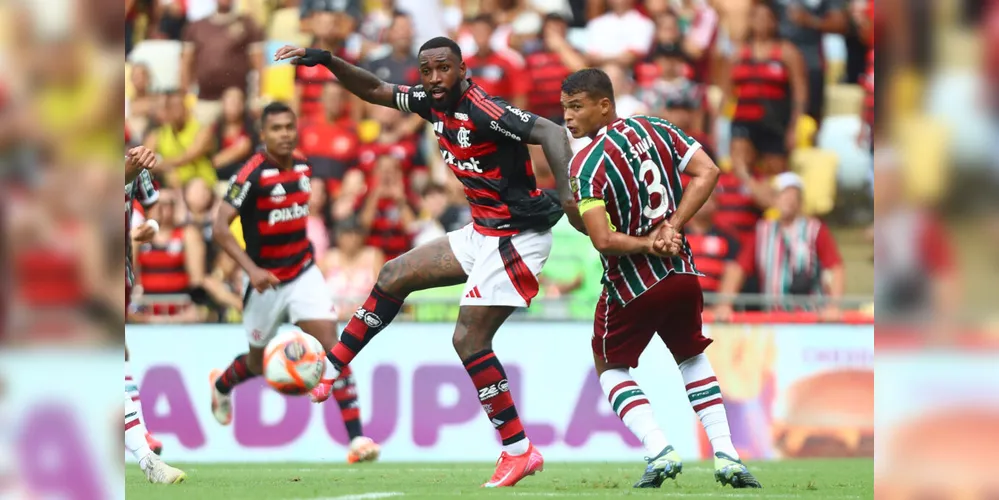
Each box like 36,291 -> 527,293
224,152 -> 315,283
685,226 -> 740,293
137,228 -> 190,294
731,44 -> 791,123
390,80 -> 562,236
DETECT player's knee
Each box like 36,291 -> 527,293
375,258 -> 408,297
451,327 -> 489,360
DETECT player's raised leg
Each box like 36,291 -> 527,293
125,346 -> 162,455
324,236 -> 467,372
453,306 -> 544,488
659,275 -> 760,489
125,391 -> 186,483
591,291 -> 681,488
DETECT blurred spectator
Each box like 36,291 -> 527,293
132,190 -> 204,322
322,217 -> 384,322
584,0 -> 655,68
207,87 -> 258,183
302,0 -> 364,23
637,47 -> 706,140
156,0 -> 188,40
359,0 -> 397,42
180,0 -> 264,125
684,191 -> 743,315
523,13 -> 585,123
872,151 -> 957,324
295,11 -> 364,123
601,63 -> 648,118
144,91 -> 218,188
464,14 -> 531,108
299,82 -> 360,186
677,0 -> 720,81
776,0 -> 848,123
641,10 -> 687,83
411,183 -> 449,247
725,0 -> 807,177
711,167 -> 766,244
357,156 -> 416,260
362,10 -> 421,85
308,178 -> 332,263
126,63 -> 157,143
842,0 -> 872,84
725,172 -> 844,317
356,102 -> 423,176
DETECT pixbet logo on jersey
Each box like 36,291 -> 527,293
268,203 -> 309,224
440,149 -> 483,173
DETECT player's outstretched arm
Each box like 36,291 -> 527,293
274,46 -> 395,108
527,117 -> 587,233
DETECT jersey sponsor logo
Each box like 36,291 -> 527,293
440,149 -> 483,173
412,90 -> 426,100
457,126 -> 472,148
230,180 -> 251,208
490,121 -> 521,141
354,307 -> 383,328
505,105 -> 531,123
267,203 -> 309,225
477,378 -> 510,401
454,112 -> 469,121
270,184 -> 287,202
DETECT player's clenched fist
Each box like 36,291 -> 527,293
646,221 -> 682,257
126,146 -> 157,182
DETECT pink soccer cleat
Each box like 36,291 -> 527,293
482,443 -> 544,487
309,378 -> 333,403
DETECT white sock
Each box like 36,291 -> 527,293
124,392 -> 153,465
678,354 -> 739,460
599,368 -> 670,457
502,437 -> 530,456
324,358 -> 340,381
125,361 -> 146,422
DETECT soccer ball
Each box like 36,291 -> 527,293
263,330 -> 327,395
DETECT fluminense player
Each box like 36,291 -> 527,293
273,36 -> 584,487
124,146 -> 186,484
208,103 -> 380,463
561,69 -> 761,489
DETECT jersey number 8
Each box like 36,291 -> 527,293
639,159 -> 670,219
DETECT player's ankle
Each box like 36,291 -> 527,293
502,438 -> 530,456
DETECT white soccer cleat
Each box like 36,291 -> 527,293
209,369 -> 233,426
347,436 -> 381,463
141,454 -> 187,484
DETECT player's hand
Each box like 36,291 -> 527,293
131,220 -> 158,244
274,46 -> 329,67
647,222 -> 682,257
126,146 -> 157,177
249,266 -> 281,292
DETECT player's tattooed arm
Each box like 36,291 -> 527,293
274,46 -> 396,108
528,117 -> 587,234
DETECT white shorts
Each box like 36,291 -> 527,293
447,224 -> 553,308
243,265 -> 336,348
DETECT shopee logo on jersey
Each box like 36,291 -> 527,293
440,149 -> 483,173
490,121 -> 521,141
267,203 -> 310,225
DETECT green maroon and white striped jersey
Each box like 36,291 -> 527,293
568,116 -> 702,305
125,169 -> 159,289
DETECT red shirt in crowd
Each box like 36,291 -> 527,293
295,44 -> 358,123
524,50 -> 570,121
298,116 -> 360,185
464,51 -> 530,104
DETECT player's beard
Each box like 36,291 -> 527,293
429,81 -> 462,111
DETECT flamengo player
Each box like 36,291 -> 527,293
561,69 -> 761,489
124,146 -> 186,484
274,38 -> 583,487
208,103 -> 380,463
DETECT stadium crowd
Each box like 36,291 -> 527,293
122,0 -> 875,324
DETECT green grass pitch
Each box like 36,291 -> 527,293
126,459 -> 872,499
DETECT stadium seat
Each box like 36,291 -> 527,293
262,64 -> 296,103
127,39 -> 184,91
895,115 -> 949,203
795,115 -> 818,148
824,84 -> 864,117
269,8 -> 308,46
790,147 -> 838,216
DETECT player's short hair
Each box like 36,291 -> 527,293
418,36 -> 463,61
561,68 -> 615,105
261,101 -> 295,125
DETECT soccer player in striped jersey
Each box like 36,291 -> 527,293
274,38 -> 584,486
562,69 -> 761,489
125,146 -> 187,484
